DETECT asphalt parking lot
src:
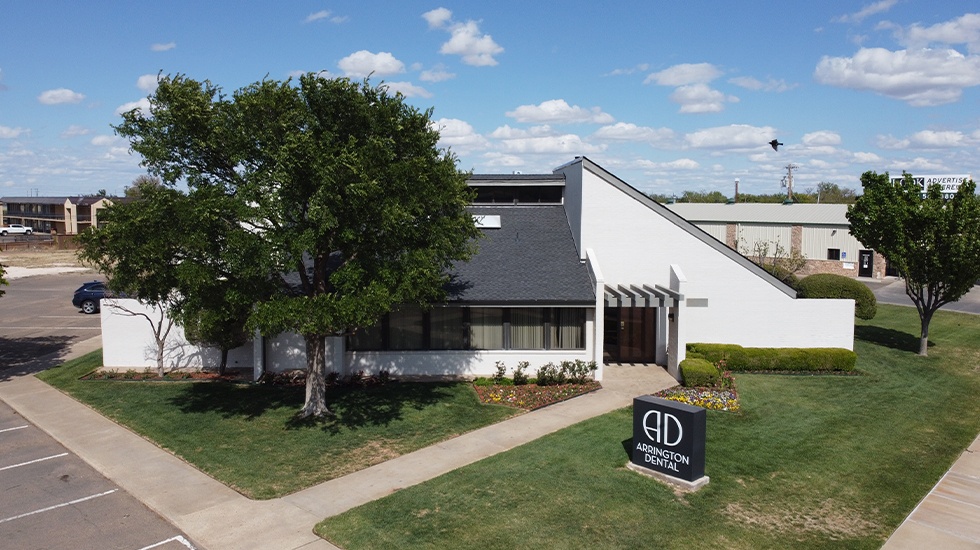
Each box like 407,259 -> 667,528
0,273 -> 199,549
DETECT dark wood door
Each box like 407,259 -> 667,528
604,307 -> 656,363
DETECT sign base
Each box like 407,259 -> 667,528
626,461 -> 710,493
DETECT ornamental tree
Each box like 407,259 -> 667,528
114,74 -> 479,417
847,171 -> 980,356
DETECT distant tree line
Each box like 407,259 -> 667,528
649,182 -> 857,204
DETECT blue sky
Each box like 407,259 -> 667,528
1,1 -> 978,197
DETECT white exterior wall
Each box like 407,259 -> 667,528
736,223 -> 792,254
801,225 -> 866,261
695,222 -> 727,242
101,298 -> 597,378
557,160 -> 854,350
100,299 -> 253,371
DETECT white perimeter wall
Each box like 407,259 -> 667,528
558,160 -> 854,350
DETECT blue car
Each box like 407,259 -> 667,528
72,280 -> 107,314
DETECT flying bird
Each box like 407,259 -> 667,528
769,139 -> 784,151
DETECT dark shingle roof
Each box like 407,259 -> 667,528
446,205 -> 595,304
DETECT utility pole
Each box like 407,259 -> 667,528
781,164 -> 799,202
734,178 -> 739,203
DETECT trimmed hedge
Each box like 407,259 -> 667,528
680,358 -> 720,387
687,343 -> 857,372
797,273 -> 877,320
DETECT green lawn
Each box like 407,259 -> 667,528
316,304 -> 980,549
37,355 -> 518,499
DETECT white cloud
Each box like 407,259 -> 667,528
338,50 -> 406,78
115,97 -> 151,116
684,124 -> 778,150
432,118 -> 489,152
304,10 -> 330,23
151,42 -> 176,52
505,99 -> 614,124
852,151 -> 884,163
802,131 -> 842,146
637,158 -> 700,170
381,81 -> 431,98
833,0 -> 898,24
422,7 -> 453,29
902,13 -> 980,53
424,9 -> 503,66
876,130 -> 969,149
37,88 -> 85,105
60,125 -> 90,139
481,152 -> 525,167
893,157 -> 948,172
644,63 -> 721,86
728,76 -> 795,92
91,135 -> 122,147
0,125 -> 26,139
592,122 -> 675,145
814,47 -> 980,106
137,74 -> 159,93
603,63 -> 650,77
419,64 -> 455,82
496,133 -> 605,155
670,84 -> 738,113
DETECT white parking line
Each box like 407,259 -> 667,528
138,535 -> 197,550
0,489 -> 117,524
0,452 -> 68,471
0,425 -> 28,433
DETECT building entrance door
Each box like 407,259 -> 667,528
858,250 -> 874,278
603,307 -> 656,363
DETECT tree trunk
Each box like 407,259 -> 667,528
919,309 -> 933,357
299,333 -> 331,418
219,348 -> 228,376
156,338 -> 165,377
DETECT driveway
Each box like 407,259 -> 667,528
862,277 -> 980,315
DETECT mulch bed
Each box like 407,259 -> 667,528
472,381 -> 602,410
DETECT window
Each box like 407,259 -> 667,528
389,306 -> 425,350
510,308 -> 545,349
469,308 -> 503,349
430,307 -> 467,350
550,308 -> 586,349
827,248 -> 841,260
347,306 -> 587,351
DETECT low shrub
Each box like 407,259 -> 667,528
687,343 -> 857,372
763,264 -> 800,290
680,358 -> 720,387
798,273 -> 877,320
512,361 -> 530,386
492,361 -> 508,384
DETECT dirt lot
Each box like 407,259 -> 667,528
0,249 -> 85,269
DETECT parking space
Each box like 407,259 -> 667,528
0,273 -> 103,374
0,400 -> 197,549
0,273 -> 199,549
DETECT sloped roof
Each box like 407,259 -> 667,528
446,205 -> 595,305
666,203 -> 851,225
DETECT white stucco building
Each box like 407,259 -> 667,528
101,157 -> 855,381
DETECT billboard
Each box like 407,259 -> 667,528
890,174 -> 972,199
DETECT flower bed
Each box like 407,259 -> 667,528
653,370 -> 741,412
473,381 -> 601,410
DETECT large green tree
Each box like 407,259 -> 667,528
114,74 -> 479,417
847,171 -> 980,356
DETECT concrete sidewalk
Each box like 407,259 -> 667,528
0,344 -> 677,550
882,433 -> 980,549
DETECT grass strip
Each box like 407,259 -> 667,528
316,304 -> 980,549
38,355 -> 518,499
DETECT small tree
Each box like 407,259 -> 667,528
847,172 -> 980,355
737,234 -> 806,287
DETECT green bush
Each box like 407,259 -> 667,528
680,358 -> 720,387
797,273 -> 877,320
512,361 -> 530,386
687,343 -> 857,372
